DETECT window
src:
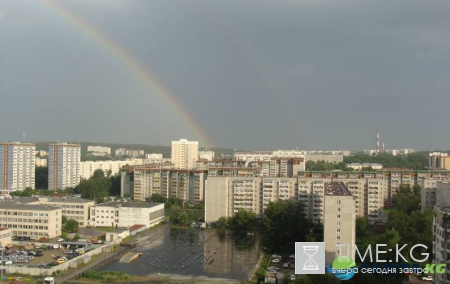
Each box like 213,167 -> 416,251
337,215 -> 341,219
337,236 -> 340,240
337,221 -> 341,226
337,200 -> 341,204
338,208 -> 341,212
337,229 -> 341,233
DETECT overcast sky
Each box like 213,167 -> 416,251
1,0 -> 450,150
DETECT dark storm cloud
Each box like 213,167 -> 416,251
1,0 -> 449,150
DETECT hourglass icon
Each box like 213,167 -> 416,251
303,246 -> 319,270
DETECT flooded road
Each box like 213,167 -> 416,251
102,227 -> 261,281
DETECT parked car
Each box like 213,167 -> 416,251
47,262 -> 59,267
36,251 -> 44,256
289,254 -> 295,259
272,254 -> 282,259
422,275 -> 433,281
271,258 -> 280,263
283,263 -> 289,268
290,275 -> 296,281
28,251 -> 36,256
57,238 -> 65,242
269,269 -> 277,274
39,237 -> 47,242
290,264 -> 295,269
267,266 -> 280,271
56,258 -> 65,264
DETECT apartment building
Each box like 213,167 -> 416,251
429,152 -> 450,170
0,142 -> 35,192
0,203 -> 62,238
132,167 -> 207,203
87,146 -> 111,156
198,151 -> 215,161
433,206 -> 450,284
436,182 -> 450,208
89,201 -> 164,228
80,159 -> 145,180
421,179 -> 441,211
115,148 -> 144,158
171,139 -> 199,169
324,182 -> 355,265
48,142 -> 81,190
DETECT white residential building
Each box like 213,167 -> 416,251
80,159 -> 143,180
171,139 -> 199,169
0,142 -> 35,192
199,151 -> 215,161
89,201 -> 164,228
87,146 -> 111,156
48,142 -> 81,190
115,148 -> 144,158
347,163 -> 383,170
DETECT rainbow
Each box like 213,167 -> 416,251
40,0 -> 213,148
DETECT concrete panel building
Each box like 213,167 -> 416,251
433,207 -> 450,284
171,139 -> 199,170
199,151 -> 215,161
87,146 -> 111,156
324,182 -> 355,265
436,182 -> 450,208
0,142 -> 35,192
0,228 -> 12,246
89,201 -> 164,228
421,179 -> 441,212
48,142 -> 81,190
0,203 -> 62,238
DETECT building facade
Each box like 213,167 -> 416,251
198,151 -> 215,161
433,206 -> 450,284
48,142 -> 81,190
115,148 -> 144,158
429,152 -> 450,170
0,142 -> 35,192
0,203 -> 62,238
87,146 -> 111,156
89,201 -> 164,228
0,228 -> 12,246
324,182 -> 356,265
171,139 -> 199,169
132,167 -> 207,203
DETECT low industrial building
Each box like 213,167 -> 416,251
89,201 -> 164,228
0,203 -> 62,238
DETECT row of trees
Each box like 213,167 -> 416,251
76,169 -> 121,203
217,201 -> 323,252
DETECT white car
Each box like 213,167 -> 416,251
290,275 -> 296,281
283,263 -> 289,268
267,266 -> 280,271
271,258 -> 280,263
422,275 -> 433,281
289,254 -> 295,259
57,238 -> 65,242
269,269 -> 277,274
272,254 -> 282,259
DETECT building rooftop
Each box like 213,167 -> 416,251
45,197 -> 94,204
325,182 -> 352,196
0,202 -> 60,211
95,201 -> 163,208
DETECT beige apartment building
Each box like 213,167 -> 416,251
0,203 -> 62,238
171,139 -> 198,170
0,142 -> 35,192
48,142 -> 81,190
132,167 -> 207,203
323,182 -> 356,264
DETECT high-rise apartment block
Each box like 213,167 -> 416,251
429,152 -> 450,170
131,166 -> 207,203
0,142 -> 35,192
171,139 -> 198,169
48,142 -> 81,190
324,182 -> 356,264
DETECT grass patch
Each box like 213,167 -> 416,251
82,271 -> 131,282
91,227 -> 118,232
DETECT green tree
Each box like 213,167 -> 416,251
35,166 -> 48,190
229,209 -> 257,231
217,217 -> 229,232
63,219 -> 79,233
62,215 -> 68,226
150,193 -> 167,203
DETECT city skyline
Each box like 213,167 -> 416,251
2,0 -> 450,150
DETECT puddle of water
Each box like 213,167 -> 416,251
103,227 -> 261,281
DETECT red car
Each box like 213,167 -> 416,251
39,237 -> 47,242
